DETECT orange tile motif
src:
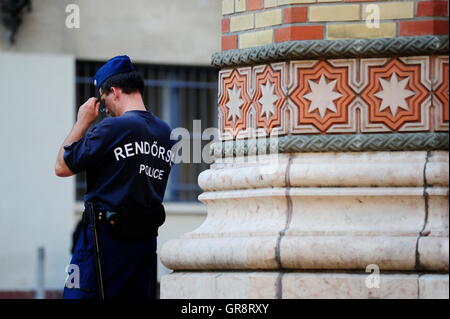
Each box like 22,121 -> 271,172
253,65 -> 287,134
432,55 -> 449,132
435,61 -> 449,123
361,58 -> 429,131
218,68 -> 252,137
217,56 -> 448,140
291,60 -> 356,132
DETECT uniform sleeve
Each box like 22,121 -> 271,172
63,120 -> 114,174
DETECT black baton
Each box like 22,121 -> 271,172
87,202 -> 105,299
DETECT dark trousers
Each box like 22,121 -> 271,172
63,219 -> 157,299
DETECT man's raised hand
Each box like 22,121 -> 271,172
77,97 -> 100,126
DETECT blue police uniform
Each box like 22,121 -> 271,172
62,56 -> 174,299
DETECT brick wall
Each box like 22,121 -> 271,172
221,0 -> 449,50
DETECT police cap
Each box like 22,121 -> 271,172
93,55 -> 134,89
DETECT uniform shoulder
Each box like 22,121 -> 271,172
94,112 -> 172,136
87,116 -> 132,140
97,114 -> 135,129
88,117 -> 117,133
151,114 -> 172,134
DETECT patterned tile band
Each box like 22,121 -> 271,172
218,56 -> 448,139
212,36 -> 449,68
211,133 -> 449,158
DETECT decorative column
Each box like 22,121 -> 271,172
161,0 -> 449,298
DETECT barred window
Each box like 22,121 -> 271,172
75,60 -> 218,202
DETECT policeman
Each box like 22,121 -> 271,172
55,55 -> 175,299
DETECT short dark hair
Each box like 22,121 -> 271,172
100,71 -> 144,96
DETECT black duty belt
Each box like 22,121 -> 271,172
82,203 -> 166,240
82,208 -> 117,225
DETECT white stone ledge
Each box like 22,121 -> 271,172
280,236 -> 448,271
161,237 -> 279,270
160,235 -> 448,272
179,231 -> 449,238
419,274 -> 450,299
287,193 -> 447,235
427,152 -> 450,186
199,187 -> 448,201
200,151 -> 449,191
195,190 -> 446,236
160,272 -> 449,299
161,186 -> 448,272
418,237 -> 450,271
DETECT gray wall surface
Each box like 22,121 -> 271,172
0,0 -> 221,65
0,52 -> 75,290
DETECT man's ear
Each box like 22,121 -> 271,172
110,87 -> 121,100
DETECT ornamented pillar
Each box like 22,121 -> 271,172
161,0 -> 449,298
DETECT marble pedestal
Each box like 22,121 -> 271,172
161,151 -> 449,299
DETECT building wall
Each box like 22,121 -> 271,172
0,0 -> 221,65
0,52 -> 75,291
221,0 -> 449,50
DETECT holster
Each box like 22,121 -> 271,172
105,204 -> 166,240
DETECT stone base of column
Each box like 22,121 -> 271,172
160,150 -> 449,299
161,272 -> 449,299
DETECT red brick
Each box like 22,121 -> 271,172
283,7 -> 308,24
0,291 -> 35,299
247,0 -> 264,11
222,18 -> 230,33
400,19 -> 449,36
222,35 -> 238,51
274,26 -> 324,42
417,0 -> 449,17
